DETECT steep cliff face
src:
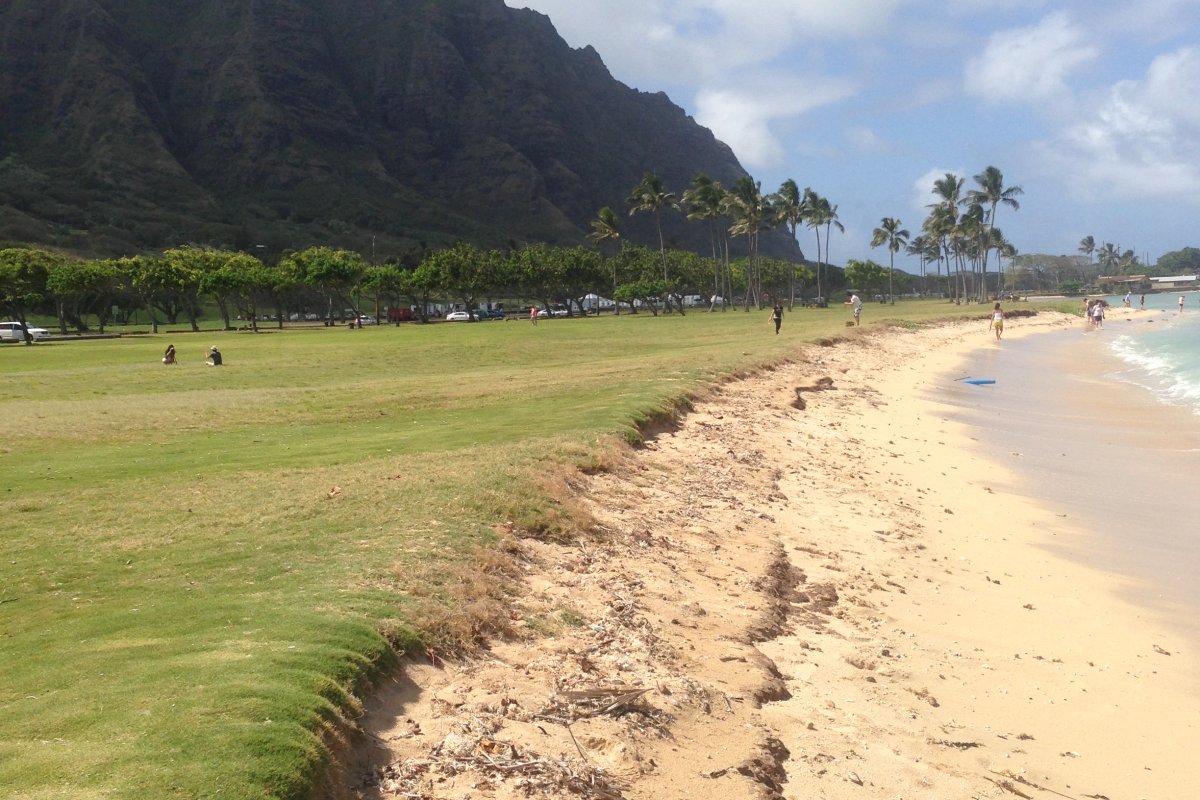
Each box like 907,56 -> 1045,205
0,0 -> 797,260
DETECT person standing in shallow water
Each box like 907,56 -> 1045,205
771,304 -> 782,335
991,302 -> 1005,341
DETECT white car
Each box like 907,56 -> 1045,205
445,311 -> 472,322
0,321 -> 49,342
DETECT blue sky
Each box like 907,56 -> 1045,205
503,0 -> 1200,270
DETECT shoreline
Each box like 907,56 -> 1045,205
346,313 -> 1200,799
947,309 -> 1200,642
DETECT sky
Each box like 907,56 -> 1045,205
502,0 -> 1200,271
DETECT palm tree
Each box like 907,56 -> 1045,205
683,174 -> 729,310
1078,235 -> 1096,265
906,234 -> 937,296
626,173 -> 680,285
726,176 -> 771,309
773,179 -> 805,308
871,217 -> 910,304
967,166 -> 1022,301
589,206 -> 621,314
1096,242 -> 1120,274
803,190 -> 842,305
927,173 -> 964,301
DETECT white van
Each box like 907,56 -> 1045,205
0,321 -> 48,342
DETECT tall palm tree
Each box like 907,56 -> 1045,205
906,234 -> 937,296
773,179 -> 805,308
871,217 -> 910,304
803,190 -> 842,305
1096,242 -> 1120,274
589,206 -> 622,314
626,172 -> 680,284
1078,235 -> 1096,265
967,166 -> 1022,301
927,173 -> 964,301
726,176 -> 771,309
683,174 -> 729,310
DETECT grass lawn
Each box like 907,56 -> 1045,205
0,300 -> 1068,798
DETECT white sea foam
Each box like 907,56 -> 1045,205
1109,318 -> 1200,415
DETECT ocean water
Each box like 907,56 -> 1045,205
1105,291 -> 1200,416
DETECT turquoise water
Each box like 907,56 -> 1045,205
1106,291 -> 1200,416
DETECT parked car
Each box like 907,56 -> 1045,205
445,311 -> 472,322
0,321 -> 48,342
355,315 -> 378,325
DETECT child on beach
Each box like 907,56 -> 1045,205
991,303 -> 1004,341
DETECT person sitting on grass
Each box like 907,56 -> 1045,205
162,344 -> 177,365
205,345 -> 223,366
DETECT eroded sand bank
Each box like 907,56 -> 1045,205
346,311 -> 1199,800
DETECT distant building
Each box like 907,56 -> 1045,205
1097,274 -> 1150,292
1148,275 -> 1200,291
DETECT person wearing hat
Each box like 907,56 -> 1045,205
205,345 -> 223,366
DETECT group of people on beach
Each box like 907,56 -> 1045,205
162,344 -> 223,366
1084,297 -> 1107,329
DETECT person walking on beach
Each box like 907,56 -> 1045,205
1180,295 -> 1186,314
991,303 -> 1005,341
847,293 -> 862,326
1140,294 -> 1145,310
1091,300 -> 1105,329
1123,291 -> 1132,307
771,303 -> 783,335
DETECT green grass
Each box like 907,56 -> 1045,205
0,301 -> 1054,798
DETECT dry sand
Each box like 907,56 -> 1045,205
345,311 -> 1199,799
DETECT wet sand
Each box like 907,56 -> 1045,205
946,316 -> 1200,641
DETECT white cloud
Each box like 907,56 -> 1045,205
845,126 -> 889,152
695,75 -> 857,169
911,168 -> 964,214
1038,47 -> 1200,199
965,12 -> 1098,103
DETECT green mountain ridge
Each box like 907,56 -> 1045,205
0,0 -> 799,262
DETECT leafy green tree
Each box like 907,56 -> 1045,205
128,255 -> 194,333
1154,247 -> 1200,274
202,253 -> 272,331
870,217 -> 910,304
844,259 -> 889,296
0,247 -> 58,343
46,257 -> 124,333
281,247 -> 367,325
419,243 -> 492,320
162,247 -> 228,331
613,278 -> 667,316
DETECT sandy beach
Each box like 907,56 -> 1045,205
345,310 -> 1200,800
